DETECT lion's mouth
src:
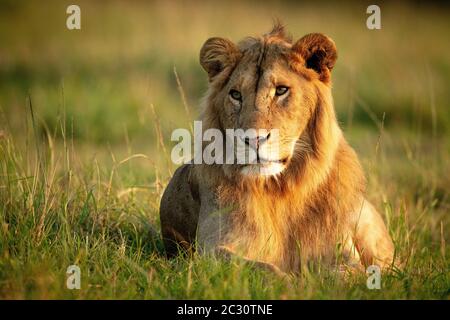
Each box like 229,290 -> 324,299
240,156 -> 289,176
254,156 -> 289,165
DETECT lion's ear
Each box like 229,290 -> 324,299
292,33 -> 337,83
200,37 -> 240,81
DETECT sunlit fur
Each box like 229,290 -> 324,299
160,24 -> 395,273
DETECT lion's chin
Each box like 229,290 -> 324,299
240,162 -> 286,177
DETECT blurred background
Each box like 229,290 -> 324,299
0,0 -> 449,224
0,0 -> 448,299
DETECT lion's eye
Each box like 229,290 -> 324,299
229,89 -> 242,101
275,86 -> 289,96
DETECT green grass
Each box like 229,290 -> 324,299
0,122 -> 448,299
0,1 -> 449,299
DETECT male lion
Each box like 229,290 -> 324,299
160,24 -> 394,274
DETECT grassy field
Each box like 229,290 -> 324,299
0,0 -> 449,299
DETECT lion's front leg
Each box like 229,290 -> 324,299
197,203 -> 287,277
351,199 -> 395,269
215,246 -> 287,277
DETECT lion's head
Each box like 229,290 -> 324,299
199,24 -> 338,178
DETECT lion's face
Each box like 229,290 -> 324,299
200,26 -> 337,177
216,43 -> 316,176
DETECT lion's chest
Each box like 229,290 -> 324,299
215,193 -> 344,270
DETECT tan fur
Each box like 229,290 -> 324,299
160,24 -> 395,273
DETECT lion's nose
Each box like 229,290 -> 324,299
243,132 -> 271,148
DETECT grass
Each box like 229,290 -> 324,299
0,1 -> 449,299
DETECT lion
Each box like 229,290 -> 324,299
160,24 -> 395,274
